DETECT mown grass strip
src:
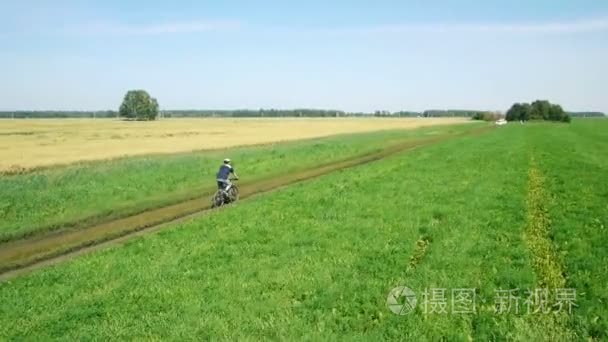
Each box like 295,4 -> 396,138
407,236 -> 430,272
522,158 -> 577,341
525,161 -> 566,290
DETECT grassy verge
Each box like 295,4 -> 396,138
0,123 -> 479,242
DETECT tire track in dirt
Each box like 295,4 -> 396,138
0,126 -> 493,281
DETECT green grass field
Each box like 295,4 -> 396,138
1,120 -> 606,340
0,124 -> 477,242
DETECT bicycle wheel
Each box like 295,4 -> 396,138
211,191 -> 224,208
228,185 -> 239,202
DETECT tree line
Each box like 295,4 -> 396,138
2,108 -> 604,120
568,112 -> 605,118
164,109 -> 349,118
1,89 -> 604,120
506,100 -> 572,123
0,109 -> 519,119
0,111 -> 118,119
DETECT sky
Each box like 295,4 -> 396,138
1,0 -> 607,113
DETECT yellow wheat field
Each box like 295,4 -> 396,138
0,117 -> 468,171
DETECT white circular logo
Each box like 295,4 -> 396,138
387,286 -> 417,315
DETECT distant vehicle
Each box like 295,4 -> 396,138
495,118 -> 507,126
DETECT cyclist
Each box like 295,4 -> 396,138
216,158 -> 238,198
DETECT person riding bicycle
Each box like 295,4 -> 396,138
216,158 -> 238,198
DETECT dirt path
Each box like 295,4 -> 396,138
0,126 -> 492,281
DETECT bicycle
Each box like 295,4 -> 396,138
211,178 -> 239,208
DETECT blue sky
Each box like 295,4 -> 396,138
1,0 -> 607,112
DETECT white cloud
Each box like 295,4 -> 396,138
13,15 -> 608,38
75,20 -> 242,36
318,16 -> 608,35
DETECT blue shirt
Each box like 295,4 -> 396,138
216,164 -> 234,180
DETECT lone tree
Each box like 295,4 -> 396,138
119,90 -> 159,121
506,100 -> 570,123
